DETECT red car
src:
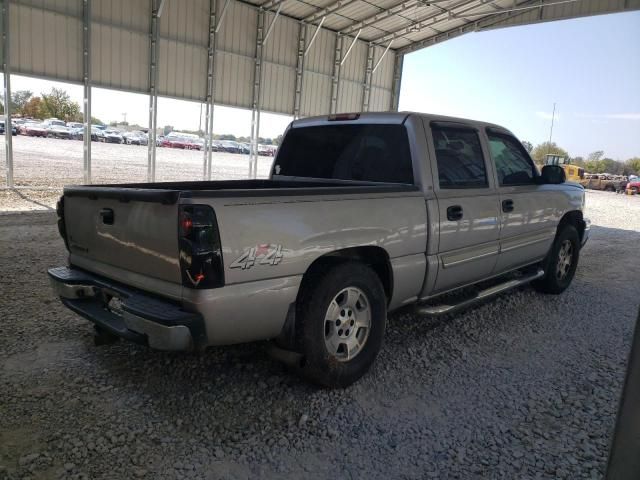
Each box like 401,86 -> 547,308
21,122 -> 48,137
626,179 -> 640,195
161,136 -> 201,150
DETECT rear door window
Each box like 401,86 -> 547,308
431,125 -> 488,189
486,131 -> 538,186
274,124 -> 413,184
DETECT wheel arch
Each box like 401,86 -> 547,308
298,246 -> 394,304
558,210 -> 586,243
276,246 -> 393,352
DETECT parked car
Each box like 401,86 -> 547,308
258,144 -> 274,156
161,135 -> 200,150
627,179 -> 640,195
219,140 -> 242,154
579,176 -> 617,192
47,125 -> 72,139
70,126 -> 103,141
102,130 -> 124,144
156,135 -> 165,147
0,120 -> 18,135
50,112 -> 589,388
123,131 -> 148,146
67,122 -> 83,130
21,121 -> 48,137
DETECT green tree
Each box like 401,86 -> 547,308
163,125 -> 174,136
587,150 -> 604,163
530,142 -> 569,164
273,134 -> 284,146
22,96 -> 44,119
90,116 -> 104,125
11,90 -> 33,114
625,157 -> 640,175
521,140 -> 533,153
40,88 -> 82,122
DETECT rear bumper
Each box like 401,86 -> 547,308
48,266 -> 205,351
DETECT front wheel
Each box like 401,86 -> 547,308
533,225 -> 580,294
296,262 -> 387,388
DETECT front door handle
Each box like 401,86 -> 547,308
446,205 -> 463,221
502,199 -> 514,213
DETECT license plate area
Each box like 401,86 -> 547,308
100,288 -> 126,318
106,297 -> 124,317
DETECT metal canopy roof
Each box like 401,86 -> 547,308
1,0 -> 638,188
242,0 -> 640,54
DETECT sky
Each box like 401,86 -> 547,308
5,10 -> 639,157
400,11 -> 640,160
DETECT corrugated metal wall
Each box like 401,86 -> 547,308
1,0 -> 396,117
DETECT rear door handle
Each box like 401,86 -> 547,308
502,199 -> 514,213
99,208 -> 114,225
446,205 -> 463,221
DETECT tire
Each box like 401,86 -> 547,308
296,262 -> 387,388
533,225 -> 580,294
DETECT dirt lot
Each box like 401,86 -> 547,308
0,136 -> 273,211
0,190 -> 639,479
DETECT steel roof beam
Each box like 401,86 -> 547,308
340,29 -> 361,65
340,0 -> 454,36
304,0 -> 359,24
369,0 -> 493,44
304,16 -> 325,56
263,1 -> 283,44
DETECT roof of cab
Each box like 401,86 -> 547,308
290,111 -> 513,136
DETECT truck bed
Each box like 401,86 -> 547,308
64,179 -> 418,203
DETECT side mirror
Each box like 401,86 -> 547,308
540,165 -> 565,184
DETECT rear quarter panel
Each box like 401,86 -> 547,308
184,191 -> 428,292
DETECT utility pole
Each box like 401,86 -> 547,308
547,102 -> 556,155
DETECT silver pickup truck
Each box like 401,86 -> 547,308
49,112 -> 589,387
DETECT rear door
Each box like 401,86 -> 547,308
484,128 -> 558,273
428,122 -> 501,293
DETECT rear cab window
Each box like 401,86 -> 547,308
274,124 -> 414,184
486,129 -> 538,186
431,124 -> 488,189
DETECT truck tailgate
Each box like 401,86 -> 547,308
63,194 -> 181,284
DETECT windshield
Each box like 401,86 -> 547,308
274,124 -> 413,184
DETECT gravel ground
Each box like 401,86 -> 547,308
0,136 -> 273,211
1,191 -> 639,479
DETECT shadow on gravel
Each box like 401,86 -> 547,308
7,188 -> 56,211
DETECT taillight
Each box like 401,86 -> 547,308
56,196 -> 70,251
178,205 -> 224,289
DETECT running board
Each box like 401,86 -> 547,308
415,268 -> 545,316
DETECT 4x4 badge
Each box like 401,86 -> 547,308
230,244 -> 284,270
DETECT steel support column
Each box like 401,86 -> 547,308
292,22 -> 306,119
203,0 -> 217,180
82,0 -> 91,183
329,34 -> 343,114
249,9 -> 265,179
361,43 -> 374,112
390,53 -> 403,112
2,0 -> 13,187
147,0 -> 160,182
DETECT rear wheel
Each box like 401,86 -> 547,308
296,262 -> 387,388
533,225 -> 580,294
